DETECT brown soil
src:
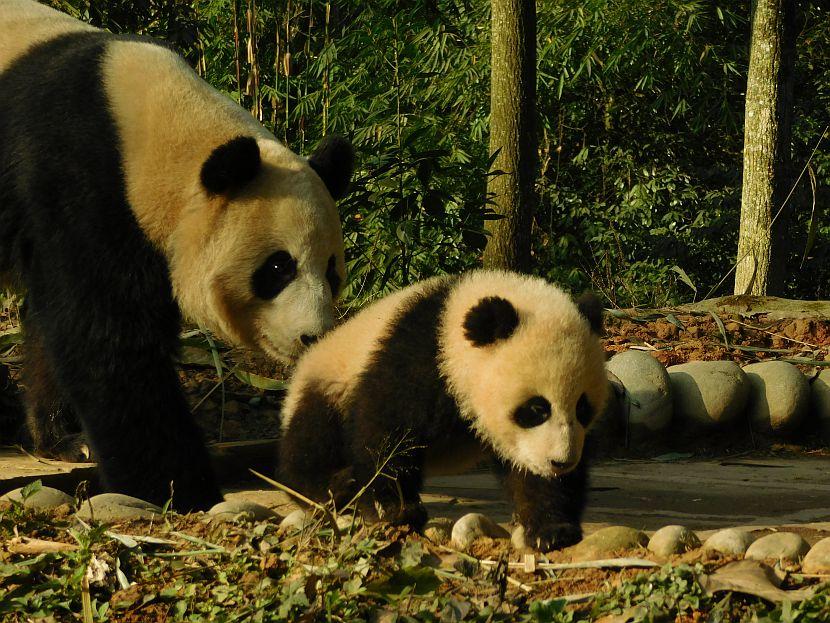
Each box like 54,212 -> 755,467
604,312 -> 830,367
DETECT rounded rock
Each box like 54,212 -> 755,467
75,493 -> 162,522
209,500 -> 278,522
667,361 -> 749,428
1,486 -> 74,510
745,532 -> 810,562
703,528 -> 755,556
802,537 -> 830,573
279,509 -> 312,533
450,513 -> 510,550
743,362 -> 809,433
810,370 -> 830,440
569,526 -> 648,561
423,517 -> 454,545
647,525 -> 701,557
336,514 -> 361,531
606,351 -> 673,435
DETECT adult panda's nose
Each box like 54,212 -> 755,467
300,334 -> 319,347
551,459 -> 578,473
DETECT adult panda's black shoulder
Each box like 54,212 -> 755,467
0,0 -> 354,511
278,270 -> 609,551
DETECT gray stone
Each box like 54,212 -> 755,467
279,509 -> 312,533
568,526 -> 649,561
75,493 -> 162,522
745,532 -> 810,562
2,486 -> 74,510
423,517 -> 454,545
208,500 -> 278,522
744,362 -> 809,433
450,513 -> 510,549
668,361 -> 750,427
647,525 -> 701,557
802,537 -> 830,573
511,525 -> 529,551
606,351 -> 673,435
336,514 -> 361,531
810,371 -> 830,440
703,528 -> 755,556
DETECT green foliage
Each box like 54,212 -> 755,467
49,0 -> 830,306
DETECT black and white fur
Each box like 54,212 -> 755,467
278,271 -> 608,551
0,0 -> 353,511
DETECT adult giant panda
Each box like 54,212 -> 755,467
279,270 -> 608,551
0,0 -> 354,511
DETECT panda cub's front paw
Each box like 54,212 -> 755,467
522,521 -> 582,552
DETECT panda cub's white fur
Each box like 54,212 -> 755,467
279,270 -> 609,551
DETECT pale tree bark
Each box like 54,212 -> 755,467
483,0 -> 536,272
734,0 -> 798,296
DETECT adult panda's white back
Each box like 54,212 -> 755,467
0,0 -> 93,73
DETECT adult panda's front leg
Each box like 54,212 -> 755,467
30,301 -> 222,512
499,459 -> 588,551
22,319 -> 91,463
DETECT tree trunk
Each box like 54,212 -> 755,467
483,0 -> 536,272
734,0 -> 797,296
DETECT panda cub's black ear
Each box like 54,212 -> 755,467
308,135 -> 354,200
200,136 -> 262,195
463,296 -> 519,347
576,291 -> 604,335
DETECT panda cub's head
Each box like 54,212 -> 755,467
177,134 -> 353,363
439,271 -> 608,478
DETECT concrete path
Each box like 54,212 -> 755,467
3,445 -> 829,532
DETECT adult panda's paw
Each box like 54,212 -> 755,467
44,433 -> 95,463
522,521 -> 583,552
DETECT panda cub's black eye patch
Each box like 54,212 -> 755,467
252,251 -> 297,300
325,255 -> 341,296
576,393 -> 593,427
512,396 -> 551,429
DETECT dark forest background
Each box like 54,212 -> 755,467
53,0 -> 830,308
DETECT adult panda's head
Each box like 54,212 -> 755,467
439,271 -> 608,478
172,133 -> 353,363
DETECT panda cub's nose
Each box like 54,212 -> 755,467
300,334 -> 319,347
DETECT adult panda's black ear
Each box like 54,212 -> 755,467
463,296 -> 519,347
308,135 -> 354,200
200,136 -> 262,195
576,291 -> 604,335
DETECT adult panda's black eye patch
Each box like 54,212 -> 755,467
252,250 -> 297,300
325,255 -> 341,296
576,393 -> 593,427
512,396 -> 551,429
463,296 -> 519,347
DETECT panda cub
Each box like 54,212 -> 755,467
279,270 -> 608,550
0,0 -> 353,511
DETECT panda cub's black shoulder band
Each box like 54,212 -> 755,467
200,135 -> 261,195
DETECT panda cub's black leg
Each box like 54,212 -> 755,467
498,459 -> 588,551
278,386 -> 353,505
348,424 -> 428,530
23,322 -> 92,463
